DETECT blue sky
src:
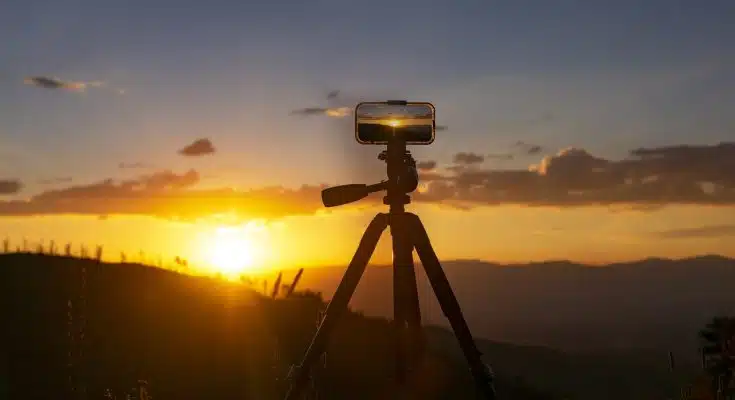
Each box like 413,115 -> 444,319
1,0 -> 734,195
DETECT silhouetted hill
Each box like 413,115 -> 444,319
1,253 -> 561,399
428,326 -> 697,400
2,253 -> 704,399
275,256 -> 735,359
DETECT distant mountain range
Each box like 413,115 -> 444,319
271,255 -> 735,360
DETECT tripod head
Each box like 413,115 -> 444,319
322,100 -> 432,213
321,136 -> 419,211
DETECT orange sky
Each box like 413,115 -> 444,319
2,203 -> 734,277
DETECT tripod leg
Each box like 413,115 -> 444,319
405,213 -> 497,400
390,213 -> 425,386
284,213 -> 389,400
404,252 -> 425,370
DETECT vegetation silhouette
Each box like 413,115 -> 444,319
2,250 -> 557,400
699,316 -> 735,399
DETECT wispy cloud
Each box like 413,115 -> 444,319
514,140 -> 544,155
485,153 -> 515,161
23,76 -> 125,94
416,160 -> 437,171
654,225 -> 735,239
37,177 -> 73,185
289,107 -> 352,118
290,89 -> 353,117
119,162 -> 155,169
453,152 -> 485,165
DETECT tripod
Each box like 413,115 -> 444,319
283,134 -> 496,399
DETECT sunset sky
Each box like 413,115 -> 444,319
1,0 -> 734,275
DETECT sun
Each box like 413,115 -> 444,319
388,119 -> 401,127
204,226 -> 259,277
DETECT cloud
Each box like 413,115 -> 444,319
453,152 -> 485,165
514,141 -> 544,155
413,142 -> 735,208
0,180 -> 22,195
135,169 -> 201,189
416,160 -> 437,171
2,142 -> 734,220
625,143 -> 735,188
486,153 -> 515,161
289,107 -> 352,118
37,177 -> 73,185
178,138 -> 216,157
654,224 -> 735,239
23,76 -> 125,94
0,169 -> 327,220
119,162 -> 155,169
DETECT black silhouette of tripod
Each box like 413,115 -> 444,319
283,133 -> 496,400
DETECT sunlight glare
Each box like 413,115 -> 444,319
202,224 -> 267,277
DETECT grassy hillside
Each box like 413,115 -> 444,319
1,253 -> 557,399
1,254 -> 698,399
